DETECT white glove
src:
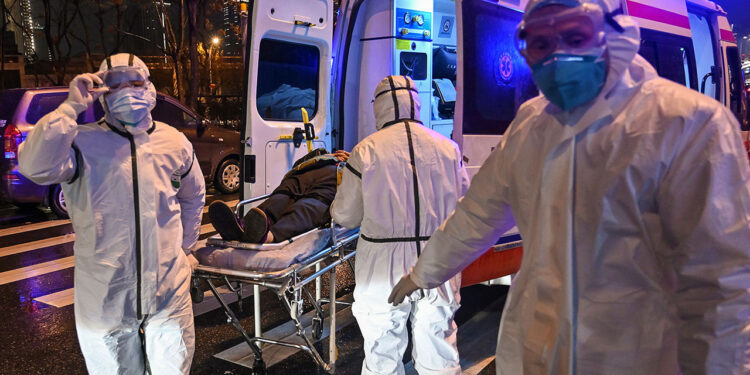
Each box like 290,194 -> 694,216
186,253 -> 199,273
64,73 -> 108,115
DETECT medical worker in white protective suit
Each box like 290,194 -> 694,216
332,75 -> 469,375
18,53 -> 205,374
389,0 -> 750,373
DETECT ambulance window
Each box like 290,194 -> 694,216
725,46 -> 745,126
657,45 -> 689,86
689,12 -> 719,100
639,29 -> 697,90
256,39 -> 319,122
460,2 -> 536,135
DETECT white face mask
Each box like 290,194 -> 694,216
105,87 -> 152,129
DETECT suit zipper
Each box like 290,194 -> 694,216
127,134 -> 143,320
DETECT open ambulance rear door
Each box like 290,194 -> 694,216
240,0 -> 334,208
625,0 -> 747,128
716,14 -> 749,133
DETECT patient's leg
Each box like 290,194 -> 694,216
268,197 -> 330,242
257,193 -> 293,223
240,193 -> 295,243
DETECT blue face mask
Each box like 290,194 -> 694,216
531,53 -> 606,111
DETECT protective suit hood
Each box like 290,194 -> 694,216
97,53 -> 157,134
373,75 -> 422,130
524,0 -> 641,110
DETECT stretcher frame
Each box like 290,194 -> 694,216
192,195 -> 358,374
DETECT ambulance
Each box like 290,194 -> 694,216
236,0 -> 747,281
238,0 -> 747,197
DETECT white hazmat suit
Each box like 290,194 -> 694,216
331,76 -> 469,375
402,1 -> 750,374
18,54 -> 205,374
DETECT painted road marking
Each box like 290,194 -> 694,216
201,223 -> 215,234
0,225 -> 213,285
0,233 -> 75,258
33,287 -> 75,308
0,211 -> 223,259
33,284 -> 253,315
0,256 -> 75,285
203,200 -> 239,213
0,199 -> 233,244
5,222 -> 216,300
0,219 -> 71,237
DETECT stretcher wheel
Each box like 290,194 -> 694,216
190,278 -> 204,303
253,357 -> 267,374
312,315 -> 323,340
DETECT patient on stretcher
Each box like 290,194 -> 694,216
209,148 -> 350,243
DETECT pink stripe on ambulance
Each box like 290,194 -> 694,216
624,0 -> 692,38
717,16 -> 736,43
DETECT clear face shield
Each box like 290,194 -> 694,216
515,4 -> 606,66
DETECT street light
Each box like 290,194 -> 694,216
209,36 -> 220,95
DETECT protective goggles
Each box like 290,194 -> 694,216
516,4 -> 606,64
99,65 -> 149,91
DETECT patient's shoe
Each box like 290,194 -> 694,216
208,201 -> 243,241
241,207 -> 270,243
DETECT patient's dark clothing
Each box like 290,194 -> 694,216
258,163 -> 338,241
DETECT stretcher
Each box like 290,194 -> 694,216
461,230 -> 523,287
191,194 -> 359,374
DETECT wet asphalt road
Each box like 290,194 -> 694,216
0,190 -> 507,374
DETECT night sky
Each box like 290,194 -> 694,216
714,0 -> 749,35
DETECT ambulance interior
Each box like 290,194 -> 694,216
333,0 -> 538,179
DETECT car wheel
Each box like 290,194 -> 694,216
49,184 -> 69,218
215,158 -> 240,194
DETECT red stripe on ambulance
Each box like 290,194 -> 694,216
626,0 -> 691,30
720,29 -> 736,43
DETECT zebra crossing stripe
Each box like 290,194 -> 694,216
0,205 -> 229,259
0,219 -> 71,237
0,233 -> 76,258
0,256 -> 75,285
203,200 -> 239,213
33,287 -> 75,308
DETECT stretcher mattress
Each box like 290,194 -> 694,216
195,226 -> 356,272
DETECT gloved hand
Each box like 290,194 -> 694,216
64,73 -> 108,115
388,274 -> 419,306
186,253 -> 199,273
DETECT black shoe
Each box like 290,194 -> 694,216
208,201 -> 243,241
241,207 -> 270,243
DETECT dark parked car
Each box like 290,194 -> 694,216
0,87 -> 241,217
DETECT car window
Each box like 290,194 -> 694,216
183,109 -> 197,127
93,100 -> 105,121
0,90 -> 26,124
152,98 -> 188,128
26,93 -> 88,124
